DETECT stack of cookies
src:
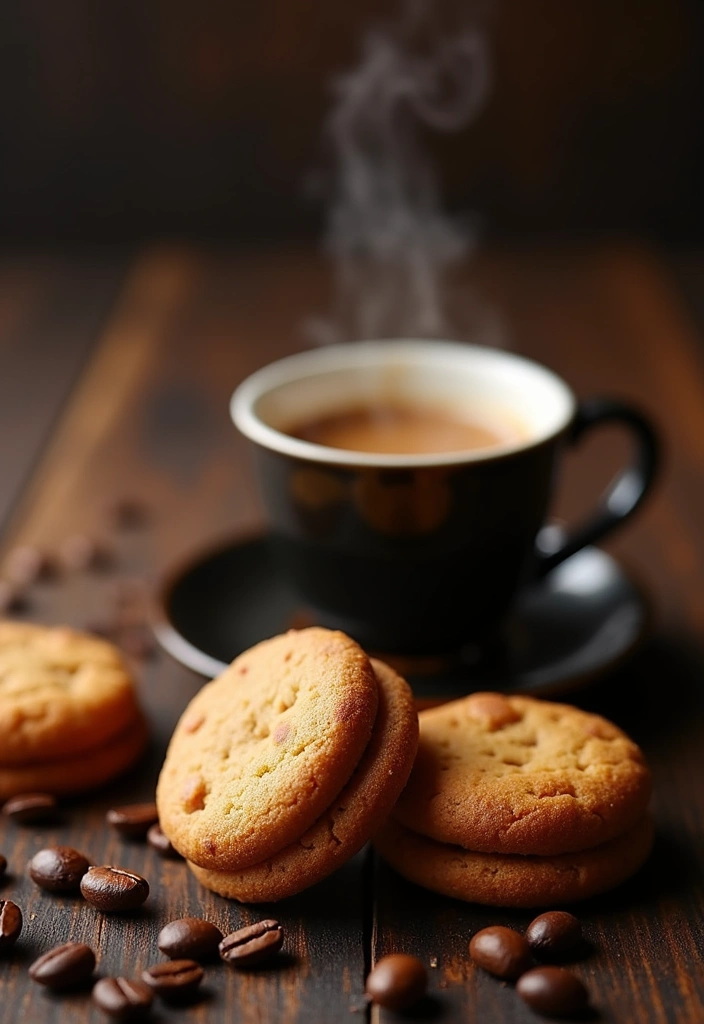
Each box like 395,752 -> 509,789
0,621 -> 148,799
375,692 -> 653,907
156,627 -> 418,902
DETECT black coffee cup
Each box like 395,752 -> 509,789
231,340 -> 658,655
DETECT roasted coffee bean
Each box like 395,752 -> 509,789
0,580 -> 27,614
365,954 -> 428,1011
92,977 -> 154,1019
147,823 -> 182,859
4,545 -> 56,585
60,534 -> 112,572
80,865 -> 149,912
517,966 -> 589,1017
0,854 -> 7,876
469,926 -> 532,980
29,846 -> 91,893
2,792 -> 58,824
106,803 -> 159,840
526,911 -> 583,958
158,917 -> 224,962
28,941 -> 95,989
141,959 -> 203,1001
0,900 -> 22,952
219,919 -> 284,967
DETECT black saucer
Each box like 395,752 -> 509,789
153,534 -> 650,700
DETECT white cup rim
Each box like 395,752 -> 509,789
230,339 -> 576,468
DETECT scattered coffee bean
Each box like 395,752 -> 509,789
5,545 -> 56,585
0,579 -> 28,614
92,976 -> 154,1019
517,966 -> 589,1017
147,823 -> 182,859
29,846 -> 91,893
0,854 -> 7,876
80,865 -> 149,912
109,499 -> 149,530
526,911 -> 583,958
365,954 -> 428,1011
2,792 -> 58,824
60,534 -> 113,572
158,917 -> 224,962
106,803 -> 159,840
469,926 -> 532,980
141,959 -> 203,1001
28,941 -> 95,989
219,919 -> 284,967
0,900 -> 22,952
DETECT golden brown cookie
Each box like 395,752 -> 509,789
0,621 -> 141,764
156,628 -> 379,872
188,658 -> 418,902
393,692 -> 651,855
0,713 -> 149,799
374,814 -> 654,907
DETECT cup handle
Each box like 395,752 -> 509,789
534,397 -> 660,576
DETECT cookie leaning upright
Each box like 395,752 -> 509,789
156,628 -> 379,872
393,692 -> 652,856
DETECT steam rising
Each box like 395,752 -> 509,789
310,0 -> 496,345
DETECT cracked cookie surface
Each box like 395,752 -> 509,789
393,692 -> 651,855
374,814 -> 653,906
0,621 -> 141,764
188,658 -> 418,901
156,628 -> 379,872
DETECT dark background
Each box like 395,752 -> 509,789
1,0 -> 703,244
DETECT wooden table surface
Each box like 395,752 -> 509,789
0,242 -> 703,1023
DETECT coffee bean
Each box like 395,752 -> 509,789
0,900 -> 22,952
147,823 -> 182,859
106,803 -> 159,840
60,534 -> 113,572
517,966 -> 589,1017
2,792 -> 58,824
158,917 -> 224,962
469,926 -> 532,980
0,580 -> 28,614
29,846 -> 91,893
92,977 -> 154,1019
365,954 -> 428,1011
526,911 -> 583,958
28,941 -> 95,989
219,919 -> 284,967
141,960 -> 203,1001
80,865 -> 149,912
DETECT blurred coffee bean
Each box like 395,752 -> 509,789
0,580 -> 28,614
219,919 -> 284,967
2,792 -> 58,824
147,823 -> 182,859
28,942 -> 95,989
141,960 -> 203,1002
158,917 -> 223,962
517,966 -> 589,1017
92,976 -> 154,1019
0,854 -> 7,876
106,803 -> 158,840
0,900 -> 22,952
526,911 -> 583,958
60,534 -> 113,572
109,499 -> 149,530
469,926 -> 532,980
80,866 -> 149,912
4,546 -> 56,585
29,846 -> 91,893
365,954 -> 428,1011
